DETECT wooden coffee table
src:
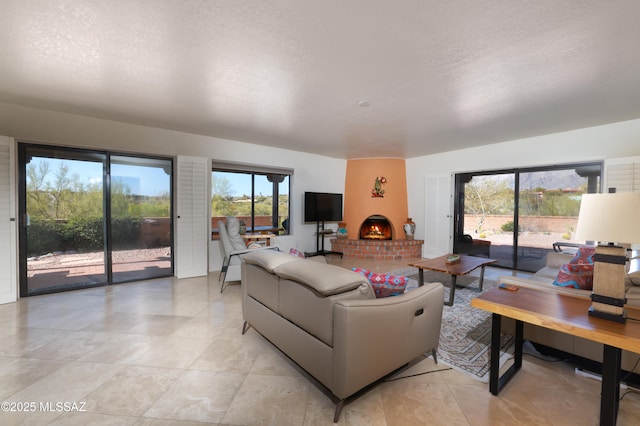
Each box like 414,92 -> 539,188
408,254 -> 497,306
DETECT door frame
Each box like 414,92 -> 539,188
17,142 -> 175,296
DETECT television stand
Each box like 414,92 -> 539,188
304,221 -> 343,258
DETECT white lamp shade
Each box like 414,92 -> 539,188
575,192 -> 640,244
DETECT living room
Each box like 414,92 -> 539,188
3,97 -> 640,425
3,1 -> 640,424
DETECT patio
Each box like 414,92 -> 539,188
27,248 -> 172,293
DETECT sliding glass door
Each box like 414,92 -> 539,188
516,165 -> 600,271
18,144 -> 173,296
110,155 -> 173,283
21,147 -> 107,293
454,163 -> 602,272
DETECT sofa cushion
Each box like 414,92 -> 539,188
626,286 -> 640,307
275,261 -> 370,297
367,273 -> 409,298
628,253 -> 640,285
242,249 -> 300,273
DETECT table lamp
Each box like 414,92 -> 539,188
574,192 -> 640,323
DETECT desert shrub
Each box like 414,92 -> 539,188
501,221 -> 523,233
26,219 -> 64,257
111,217 -> 143,248
501,221 -> 515,232
62,216 -> 104,252
27,216 -> 143,255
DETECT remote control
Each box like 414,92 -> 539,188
499,283 -> 519,291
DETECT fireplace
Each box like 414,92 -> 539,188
330,158 -> 423,259
360,215 -> 392,240
333,214 -> 423,260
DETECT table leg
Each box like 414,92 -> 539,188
490,314 -> 523,396
479,265 -> 487,291
446,274 -> 457,306
600,344 -> 621,426
418,269 -> 424,287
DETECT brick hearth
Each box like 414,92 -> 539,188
330,238 -> 423,260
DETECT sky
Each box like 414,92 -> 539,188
213,171 -> 289,197
29,157 -> 288,197
29,157 -> 170,197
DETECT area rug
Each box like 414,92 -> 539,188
390,267 -> 515,382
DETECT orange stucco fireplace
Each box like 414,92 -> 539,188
331,158 -> 423,259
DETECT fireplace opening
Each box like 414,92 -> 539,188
360,215 -> 392,240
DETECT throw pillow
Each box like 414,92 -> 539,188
367,273 -> 409,298
351,267 -> 371,278
226,216 -> 248,251
553,262 -> 594,290
289,248 -> 305,258
569,246 -> 596,265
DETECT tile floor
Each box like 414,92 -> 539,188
0,257 -> 639,425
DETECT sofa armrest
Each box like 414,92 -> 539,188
225,245 -> 279,266
330,282 -> 444,399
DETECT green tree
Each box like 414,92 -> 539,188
465,177 -> 514,232
26,160 -> 52,219
211,174 -> 236,216
27,161 -> 80,220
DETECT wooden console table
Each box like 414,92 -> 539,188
471,286 -> 640,426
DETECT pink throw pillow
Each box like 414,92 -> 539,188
367,273 -> 408,298
553,263 -> 594,290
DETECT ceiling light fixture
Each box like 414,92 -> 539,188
358,100 -> 370,107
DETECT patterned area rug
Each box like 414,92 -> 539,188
391,267 -> 515,382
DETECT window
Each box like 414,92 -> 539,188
453,162 -> 602,272
212,161 -> 292,238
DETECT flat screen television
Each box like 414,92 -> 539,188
304,192 -> 343,223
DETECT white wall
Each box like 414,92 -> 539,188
406,119 -> 640,250
0,102 -> 346,272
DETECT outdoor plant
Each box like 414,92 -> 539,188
26,216 -> 145,256
26,219 -> 64,257
561,225 -> 574,240
501,221 -> 515,232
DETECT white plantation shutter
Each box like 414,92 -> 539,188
176,156 -> 209,278
0,136 -> 17,304
605,160 -> 640,193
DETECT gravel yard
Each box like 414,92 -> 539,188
26,248 -> 172,292
27,247 -> 171,271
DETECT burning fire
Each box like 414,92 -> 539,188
365,225 -> 384,239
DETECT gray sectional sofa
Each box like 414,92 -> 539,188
497,251 -> 640,372
240,250 -> 444,422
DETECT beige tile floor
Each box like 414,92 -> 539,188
0,257 -> 639,425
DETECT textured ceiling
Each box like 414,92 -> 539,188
2,0 -> 640,159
